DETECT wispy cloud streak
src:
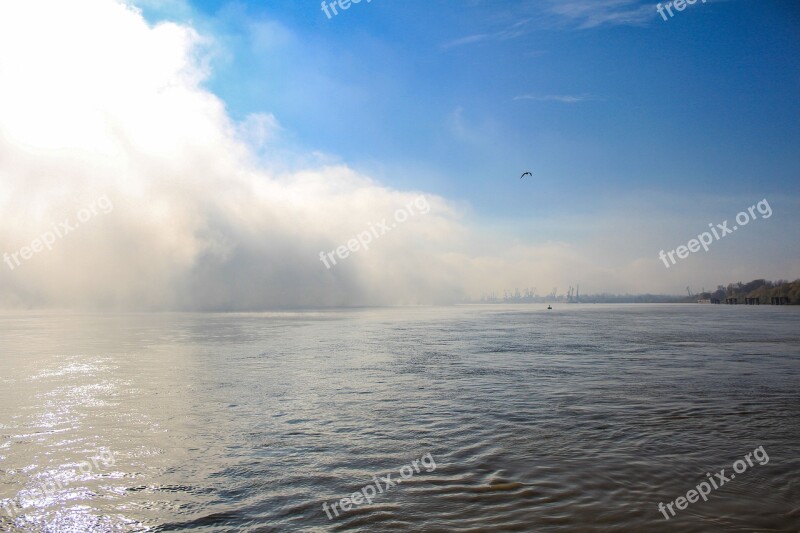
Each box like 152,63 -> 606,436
513,94 -> 595,103
442,1 -> 652,50
441,18 -> 531,49
543,0 -> 654,29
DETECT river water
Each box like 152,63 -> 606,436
1,305 -> 798,531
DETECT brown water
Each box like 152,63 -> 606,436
0,305 -> 799,531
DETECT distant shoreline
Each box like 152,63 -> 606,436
473,278 -> 799,305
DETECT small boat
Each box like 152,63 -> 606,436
547,305 -> 552,310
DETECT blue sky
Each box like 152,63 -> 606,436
138,0 -> 800,219
0,0 -> 798,310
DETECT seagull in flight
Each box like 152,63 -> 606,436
520,171 -> 532,179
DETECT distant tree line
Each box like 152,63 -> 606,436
687,279 -> 799,304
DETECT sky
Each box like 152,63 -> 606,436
0,0 -> 798,310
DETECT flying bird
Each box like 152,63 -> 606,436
520,171 -> 532,179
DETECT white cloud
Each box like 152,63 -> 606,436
0,0 -> 498,309
238,113 -> 282,151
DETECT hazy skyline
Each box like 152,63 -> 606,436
0,0 -> 798,310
